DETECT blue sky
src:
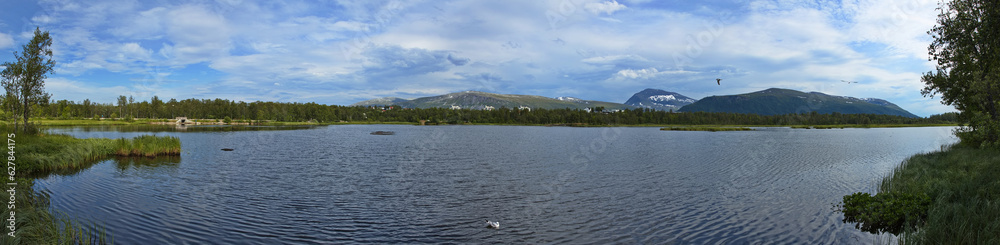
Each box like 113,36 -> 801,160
0,0 -> 953,116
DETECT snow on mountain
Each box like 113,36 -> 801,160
648,95 -> 695,103
624,88 -> 696,111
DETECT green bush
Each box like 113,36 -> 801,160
840,192 -> 931,235
223,116 -> 232,124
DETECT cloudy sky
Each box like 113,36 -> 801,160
0,0 -> 954,116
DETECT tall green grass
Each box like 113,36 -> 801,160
8,132 -> 179,244
878,144 -> 1000,244
21,134 -> 180,176
112,135 -> 181,157
1,178 -> 112,245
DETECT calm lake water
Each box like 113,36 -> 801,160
37,125 -> 958,244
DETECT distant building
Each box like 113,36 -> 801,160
518,106 -> 531,111
451,105 -> 461,110
484,105 -> 495,111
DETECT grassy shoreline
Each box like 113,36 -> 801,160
874,144 -> 1000,243
29,118 -> 958,128
23,133 -> 180,176
4,131 -> 180,244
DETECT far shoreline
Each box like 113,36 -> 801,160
27,118 -> 959,129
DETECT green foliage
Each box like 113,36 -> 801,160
0,27 -> 55,133
123,114 -> 133,122
112,135 -> 180,157
921,0 -> 1000,149
223,116 -> 232,124
17,132 -> 180,176
840,192 -> 931,235
679,88 -> 919,118
854,144 -> 1000,243
29,95 -> 960,126
109,112 -> 118,120
0,178 -> 111,245
59,106 -> 72,120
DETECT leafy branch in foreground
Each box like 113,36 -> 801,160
921,0 -> 1000,148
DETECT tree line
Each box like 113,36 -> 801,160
21,95 -> 959,126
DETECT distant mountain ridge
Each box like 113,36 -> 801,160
624,88 -> 696,111
352,88 -> 918,118
351,91 -> 636,111
678,88 -> 918,118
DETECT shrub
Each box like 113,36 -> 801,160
840,192 -> 931,235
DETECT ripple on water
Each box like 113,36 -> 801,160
33,126 -> 958,244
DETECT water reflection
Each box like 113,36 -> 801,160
34,126 -> 959,244
112,156 -> 181,173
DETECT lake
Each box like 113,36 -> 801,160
37,125 -> 958,244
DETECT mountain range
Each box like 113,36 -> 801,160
351,91 -> 635,111
352,88 -> 918,117
623,88 -> 696,111
678,88 -> 918,118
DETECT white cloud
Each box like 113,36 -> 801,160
45,77 -> 131,104
584,0 -> 627,15
616,68 -> 659,79
848,0 -> 938,60
8,0 -> 953,116
161,5 -> 232,65
0,33 -> 13,49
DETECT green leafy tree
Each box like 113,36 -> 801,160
921,0 -> 1000,148
0,27 -> 55,133
117,95 -> 127,118
150,95 -> 162,119
128,95 -> 135,117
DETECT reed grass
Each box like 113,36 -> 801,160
877,144 -> 1000,244
0,178 -> 112,245
21,134 -> 180,176
7,132 -> 178,244
112,135 -> 181,157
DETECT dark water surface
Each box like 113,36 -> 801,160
37,125 -> 958,244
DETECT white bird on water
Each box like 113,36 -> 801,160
486,220 -> 500,229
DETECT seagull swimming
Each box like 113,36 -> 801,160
486,220 -> 500,229
716,78 -> 721,85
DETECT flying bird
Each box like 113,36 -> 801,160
841,80 -> 856,84
716,78 -> 721,85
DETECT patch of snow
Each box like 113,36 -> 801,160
648,95 -> 695,103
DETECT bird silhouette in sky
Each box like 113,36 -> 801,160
716,78 -> 721,85
841,80 -> 856,84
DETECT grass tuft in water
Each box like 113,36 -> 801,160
21,134 -> 180,176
